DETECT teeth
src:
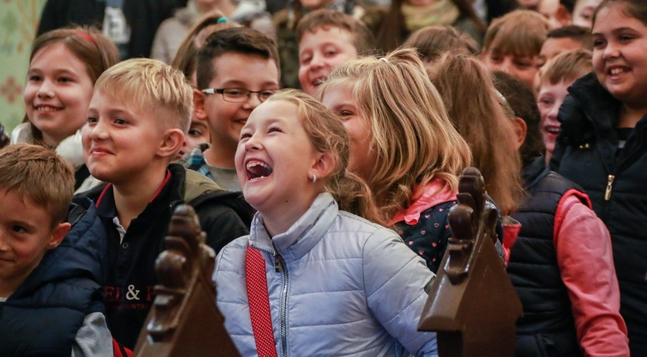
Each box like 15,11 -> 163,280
36,106 -> 59,112
246,161 -> 270,170
610,68 -> 625,75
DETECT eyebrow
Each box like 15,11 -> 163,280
9,219 -> 37,231
220,80 -> 279,88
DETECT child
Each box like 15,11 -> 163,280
556,0 -> 602,28
550,0 -> 647,354
401,24 -> 478,68
297,8 -> 375,95
494,70 -> 630,357
428,53 -> 524,217
537,49 -> 592,162
319,49 -> 472,273
539,25 -> 592,66
273,0 -> 364,89
152,0 -> 274,64
214,89 -> 438,356
79,58 -> 250,349
170,10 -> 241,159
481,10 -> 551,88
12,27 -> 120,189
367,0 -> 484,53
538,0 -> 563,28
191,27 -> 280,192
0,144 -> 112,356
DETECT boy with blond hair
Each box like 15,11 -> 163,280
79,58 -> 250,349
481,10 -> 551,88
536,48 -> 593,162
190,27 -> 280,191
0,144 -> 112,356
296,9 -> 375,95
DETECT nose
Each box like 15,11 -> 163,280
244,133 -> 262,152
310,52 -> 325,70
86,118 -> 109,141
242,92 -> 263,109
602,41 -> 620,60
36,78 -> 55,98
0,231 -> 8,252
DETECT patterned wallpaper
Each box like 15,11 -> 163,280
0,0 -> 46,133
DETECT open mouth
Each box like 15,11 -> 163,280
608,67 -> 629,76
545,125 -> 561,136
246,160 -> 273,181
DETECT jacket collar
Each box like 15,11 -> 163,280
249,192 -> 338,263
521,155 -> 550,190
568,73 -> 622,133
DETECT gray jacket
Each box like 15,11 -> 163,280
214,193 -> 438,357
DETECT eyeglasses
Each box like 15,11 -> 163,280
201,88 -> 277,103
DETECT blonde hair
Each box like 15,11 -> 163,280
266,90 -> 384,225
483,10 -> 551,57
318,48 -> 471,220
0,144 -> 74,226
429,53 -> 524,215
95,58 -> 193,133
539,48 -> 593,86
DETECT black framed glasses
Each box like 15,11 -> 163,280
201,88 -> 277,103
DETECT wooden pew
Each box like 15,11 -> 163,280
418,167 -> 523,357
133,205 -> 240,357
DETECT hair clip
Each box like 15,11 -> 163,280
379,57 -> 389,64
217,17 -> 228,23
76,30 -> 97,45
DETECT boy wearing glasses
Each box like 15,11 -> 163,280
191,27 -> 280,191
79,58 -> 250,349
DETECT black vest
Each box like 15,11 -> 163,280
509,157 -> 588,357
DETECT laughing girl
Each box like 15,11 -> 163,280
213,90 -> 438,357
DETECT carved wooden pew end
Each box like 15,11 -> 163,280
418,168 -> 523,357
133,205 -> 240,357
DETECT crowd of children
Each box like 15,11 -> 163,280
1,0 -> 646,355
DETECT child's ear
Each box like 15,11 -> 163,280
193,88 -> 208,121
157,128 -> 185,159
47,222 -> 71,250
310,151 -> 336,182
556,4 -> 572,26
512,117 -> 528,151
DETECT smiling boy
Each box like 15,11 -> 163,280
79,58 -> 250,349
190,28 -> 280,192
481,10 -> 551,88
296,9 -> 374,95
0,144 -> 112,356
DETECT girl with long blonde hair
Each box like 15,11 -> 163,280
319,48 -> 472,272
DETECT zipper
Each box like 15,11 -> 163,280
604,174 -> 615,201
274,251 -> 289,357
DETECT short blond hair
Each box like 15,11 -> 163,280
318,48 -> 471,219
0,144 -> 74,227
539,48 -> 593,86
483,10 -> 551,57
94,58 -> 193,133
